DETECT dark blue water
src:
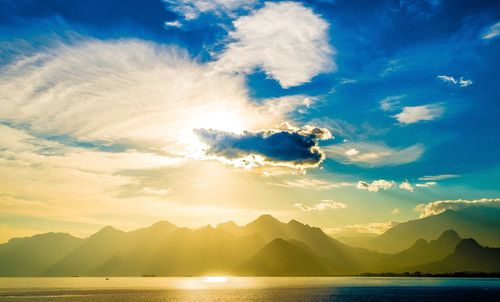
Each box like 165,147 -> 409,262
0,277 -> 499,301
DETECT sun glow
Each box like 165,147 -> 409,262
203,276 -> 228,283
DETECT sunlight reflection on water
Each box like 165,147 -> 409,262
0,277 -> 499,302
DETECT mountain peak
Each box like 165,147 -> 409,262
216,220 -> 238,229
437,229 -> 461,242
455,238 -> 482,254
250,214 -> 281,225
151,220 -> 176,229
93,225 -> 123,237
413,238 -> 428,248
288,219 -> 303,226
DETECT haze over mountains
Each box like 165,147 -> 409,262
0,206 -> 499,276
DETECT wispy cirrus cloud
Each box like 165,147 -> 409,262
393,104 -> 444,124
294,200 -> 347,212
415,181 -> 437,187
379,95 -> 404,112
481,21 -> 500,40
418,174 -> 460,181
0,38 -> 318,165
414,198 -> 500,218
324,141 -> 424,167
437,75 -> 473,87
213,1 -> 335,88
267,178 -> 355,190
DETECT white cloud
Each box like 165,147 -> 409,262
356,179 -> 395,192
345,148 -> 359,156
391,208 -> 401,215
418,174 -> 459,181
267,178 -> 355,190
340,78 -> 357,84
414,198 -> 500,218
393,104 -> 444,124
379,95 -> 404,112
437,75 -> 473,87
415,181 -> 437,187
481,21 -> 500,40
162,0 -> 257,21
164,20 -> 183,28
213,1 -> 335,88
399,180 -> 414,192
325,221 -> 399,236
294,200 -> 347,212
325,141 -> 424,167
142,187 -> 171,196
0,38 -> 310,163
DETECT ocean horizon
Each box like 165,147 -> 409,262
1,277 -> 499,301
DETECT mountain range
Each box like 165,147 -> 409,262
0,206 -> 499,276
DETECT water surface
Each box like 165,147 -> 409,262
1,277 -> 499,301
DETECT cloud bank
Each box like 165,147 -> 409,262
0,38 -> 316,165
415,198 -> 500,218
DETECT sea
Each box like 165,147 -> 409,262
0,277 -> 499,302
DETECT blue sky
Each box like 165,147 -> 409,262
0,0 -> 499,241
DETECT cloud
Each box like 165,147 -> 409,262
194,125 -> 332,169
325,141 -> 424,167
340,78 -> 357,84
393,104 -> 444,124
213,1 -> 335,88
418,174 -> 459,181
437,75 -> 473,87
391,208 -> 401,215
164,20 -> 183,28
267,178 -> 355,190
345,148 -> 359,156
481,21 -> 500,40
162,0 -> 257,21
415,181 -> 437,187
0,38 -> 315,163
379,95 -> 404,112
399,180 -> 414,192
294,200 -> 347,212
356,180 -> 395,192
414,198 -> 500,218
325,221 -> 399,236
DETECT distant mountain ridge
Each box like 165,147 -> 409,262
1,208 -> 499,276
342,206 -> 500,253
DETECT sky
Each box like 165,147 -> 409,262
0,0 -> 499,242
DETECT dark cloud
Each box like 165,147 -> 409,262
194,126 -> 332,168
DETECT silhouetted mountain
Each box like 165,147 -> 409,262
369,206 -> 500,253
217,214 -> 384,274
0,233 -> 82,276
415,238 -> 500,273
369,230 -> 462,272
44,221 -> 177,276
238,239 -> 338,276
1,214 -> 498,276
143,226 -> 264,276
